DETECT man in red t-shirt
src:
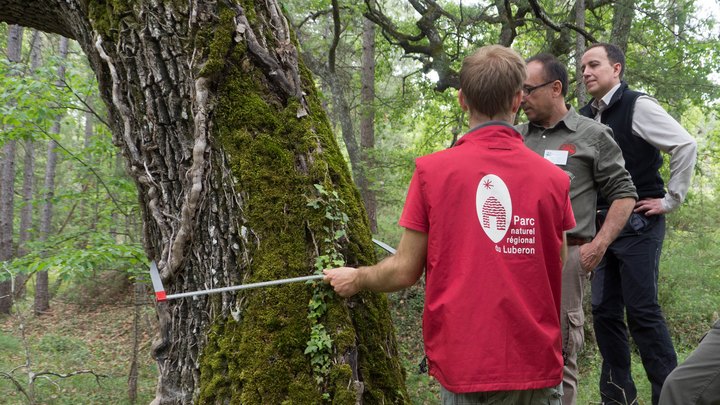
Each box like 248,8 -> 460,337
324,45 -> 575,404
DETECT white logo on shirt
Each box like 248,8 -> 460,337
476,174 -> 512,243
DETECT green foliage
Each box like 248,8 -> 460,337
0,63 -> 59,143
0,27 -> 143,300
1,232 -> 146,284
626,0 -> 720,115
305,324 -> 333,380
304,183 -> 350,390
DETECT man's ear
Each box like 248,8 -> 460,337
511,90 -> 523,113
612,62 -> 622,79
458,89 -> 468,112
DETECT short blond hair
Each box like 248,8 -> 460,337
460,45 -> 526,117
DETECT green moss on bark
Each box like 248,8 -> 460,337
87,0 -> 137,40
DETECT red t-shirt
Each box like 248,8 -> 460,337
399,123 -> 575,393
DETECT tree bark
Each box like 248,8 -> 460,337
19,137 -> 36,252
610,0 -> 635,52
359,17 -> 377,233
0,24 -> 23,315
574,0 -> 587,106
0,1 -> 407,403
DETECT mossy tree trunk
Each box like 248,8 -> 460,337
0,1 -> 407,403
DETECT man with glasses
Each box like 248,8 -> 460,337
517,53 -> 637,404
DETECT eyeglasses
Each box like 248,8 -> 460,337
522,80 -> 556,96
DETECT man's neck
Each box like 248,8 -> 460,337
469,112 -> 514,129
591,80 -> 622,102
538,103 -> 569,129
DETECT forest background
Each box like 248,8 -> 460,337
0,0 -> 719,403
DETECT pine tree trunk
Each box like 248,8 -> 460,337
15,30 -> 43,301
35,36 -> 69,315
0,1 -> 407,403
359,17 -> 377,233
0,24 -> 23,315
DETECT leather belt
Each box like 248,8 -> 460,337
567,236 -> 591,246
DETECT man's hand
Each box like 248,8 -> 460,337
634,198 -> 666,216
579,242 -> 607,273
323,228 -> 427,298
323,267 -> 361,298
585,197 -> 634,273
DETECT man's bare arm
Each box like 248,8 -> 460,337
323,229 -> 427,297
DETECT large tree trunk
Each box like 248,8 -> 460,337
0,24 -> 23,315
0,1 -> 407,403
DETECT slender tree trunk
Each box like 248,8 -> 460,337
0,1 -> 407,403
35,36 -> 69,315
110,151 -> 122,241
128,281 -> 143,404
325,1 -> 362,187
76,108 -> 97,235
0,24 -> 23,315
328,75 -> 362,181
359,17 -> 377,233
0,142 -> 18,314
574,0 -> 587,106
610,0 -> 635,52
15,30 -> 44,301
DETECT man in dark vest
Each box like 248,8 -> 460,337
579,43 -> 697,405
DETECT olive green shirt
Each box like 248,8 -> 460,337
517,107 -> 637,239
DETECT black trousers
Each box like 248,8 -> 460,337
591,213 -> 677,405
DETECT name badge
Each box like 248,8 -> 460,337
544,149 -> 568,165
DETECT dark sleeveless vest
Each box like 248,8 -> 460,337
579,82 -> 665,209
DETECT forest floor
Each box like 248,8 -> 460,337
0,278 -> 158,405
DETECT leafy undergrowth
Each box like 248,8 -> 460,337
0,289 -> 157,405
387,280 -> 441,404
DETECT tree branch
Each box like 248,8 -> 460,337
328,0 -> 341,74
527,0 -> 598,43
60,78 -> 111,129
0,0 -> 74,39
